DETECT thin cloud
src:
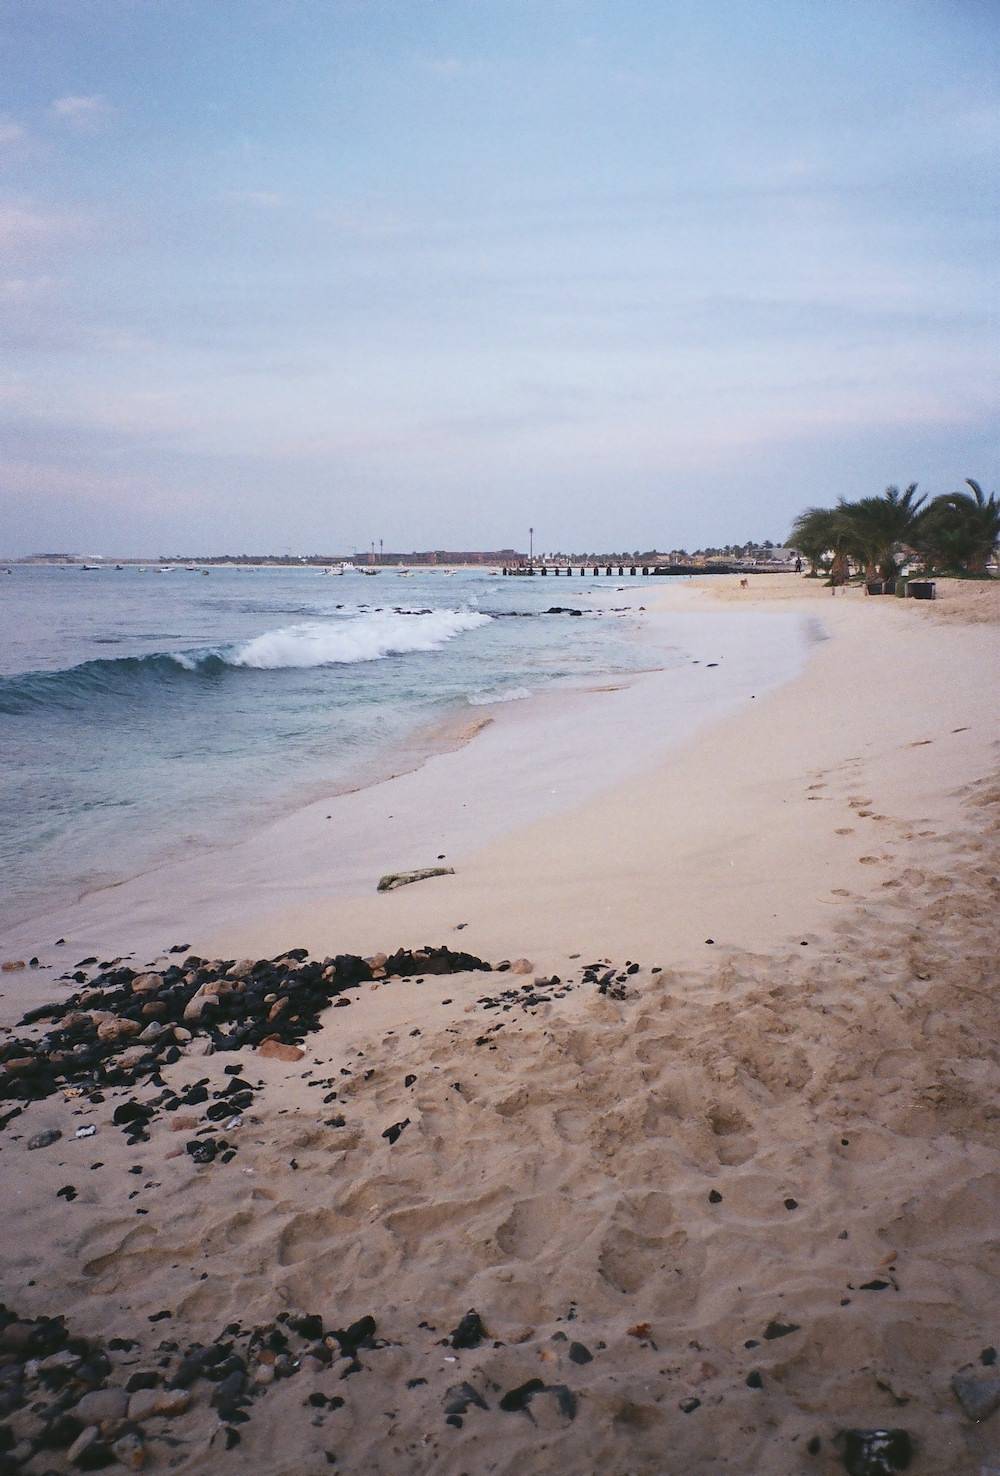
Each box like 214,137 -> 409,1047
419,55 -> 466,77
0,200 -> 84,248
226,190 -> 284,209
50,94 -> 114,130
1,274 -> 58,301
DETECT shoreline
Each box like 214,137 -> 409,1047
2,573 -> 998,1475
0,585 -> 649,936
0,588 -> 812,978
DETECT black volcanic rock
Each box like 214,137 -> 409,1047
1,945 -> 492,1117
449,1310 -> 486,1349
837,1428 -> 913,1475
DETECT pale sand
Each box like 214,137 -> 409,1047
200,575 -> 1000,973
2,575 -> 998,1473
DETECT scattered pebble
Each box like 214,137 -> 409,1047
836,1428 -> 913,1475
27,1128 -> 62,1150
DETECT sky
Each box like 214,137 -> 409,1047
1,0 -> 997,556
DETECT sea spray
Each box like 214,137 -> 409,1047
228,609 -> 492,670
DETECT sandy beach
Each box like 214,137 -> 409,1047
2,574 -> 998,1475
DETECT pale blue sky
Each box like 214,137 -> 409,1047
2,0 -> 997,554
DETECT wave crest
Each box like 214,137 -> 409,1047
0,608 -> 492,712
227,609 -> 491,669
467,686 -> 533,706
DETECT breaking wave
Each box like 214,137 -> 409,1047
0,609 -> 493,712
206,609 -> 491,670
467,686 -> 533,706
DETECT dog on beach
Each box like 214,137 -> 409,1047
739,578 -> 749,589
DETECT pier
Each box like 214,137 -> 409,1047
503,564 -> 670,577
502,562 -> 757,577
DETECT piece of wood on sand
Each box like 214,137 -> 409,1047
377,866 -> 455,893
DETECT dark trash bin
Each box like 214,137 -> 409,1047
907,580 -> 936,600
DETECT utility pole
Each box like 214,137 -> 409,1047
379,538 -> 383,566
529,526 -> 534,566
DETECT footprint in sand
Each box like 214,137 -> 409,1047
908,739 -> 934,747
598,1227 -> 671,1295
496,1195 -> 568,1261
706,1103 -> 758,1167
382,1195 -> 478,1256
553,1107 -> 590,1145
276,1201 -> 370,1265
596,1194 -> 679,1295
834,828 -> 854,835
82,1222 -> 195,1290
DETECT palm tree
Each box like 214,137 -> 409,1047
913,479 -> 1000,574
836,484 -> 925,582
790,507 -> 837,575
788,506 -> 849,578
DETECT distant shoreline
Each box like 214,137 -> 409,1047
5,557 -> 801,575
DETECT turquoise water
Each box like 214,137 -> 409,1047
0,566 -> 657,928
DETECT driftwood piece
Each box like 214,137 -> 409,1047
377,867 -> 455,893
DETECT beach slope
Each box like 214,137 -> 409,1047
1,576 -> 998,1475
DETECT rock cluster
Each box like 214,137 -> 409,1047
475,958 -> 647,1016
0,946 -> 491,1126
0,1301 -> 378,1471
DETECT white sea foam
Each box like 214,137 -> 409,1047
226,609 -> 491,670
467,686 -> 533,706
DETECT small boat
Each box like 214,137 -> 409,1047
81,563 -> 102,570
115,564 -> 124,570
157,565 -> 175,573
361,568 -> 379,576
201,568 -> 210,575
184,565 -> 198,572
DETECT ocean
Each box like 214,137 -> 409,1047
0,565 -> 662,931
